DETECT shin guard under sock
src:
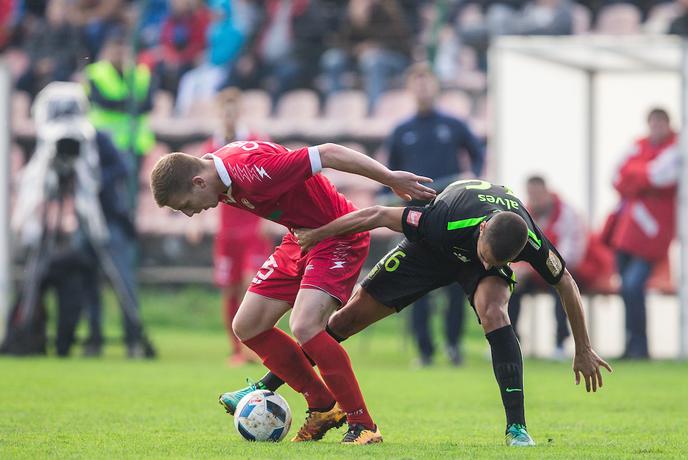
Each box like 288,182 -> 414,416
243,328 -> 334,409
485,325 -> 526,427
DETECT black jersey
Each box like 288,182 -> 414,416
400,179 -> 566,285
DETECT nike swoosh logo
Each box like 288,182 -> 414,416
505,388 -> 522,393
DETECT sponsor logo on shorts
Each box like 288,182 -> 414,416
406,210 -> 421,227
546,250 -> 563,277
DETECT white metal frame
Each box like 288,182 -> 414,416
0,62 -> 11,341
490,36 -> 687,358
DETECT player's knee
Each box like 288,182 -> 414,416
479,301 -> 509,330
289,317 -> 324,344
232,315 -> 253,342
327,310 -> 350,338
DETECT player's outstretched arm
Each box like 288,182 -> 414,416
317,143 -> 436,202
293,206 -> 404,252
554,269 -> 613,392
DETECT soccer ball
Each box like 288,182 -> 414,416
234,390 -> 292,442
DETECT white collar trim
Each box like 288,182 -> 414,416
206,153 -> 232,188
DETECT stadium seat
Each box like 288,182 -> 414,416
187,97 -> 219,121
315,90 -> 368,137
572,3 -> 592,34
325,90 -> 367,121
240,89 -> 272,121
596,3 -> 642,35
138,144 -> 168,190
373,90 -> 415,122
274,89 -> 320,137
136,189 -> 165,234
437,90 -> 472,119
357,89 -> 415,137
275,89 -> 320,119
151,91 -> 174,122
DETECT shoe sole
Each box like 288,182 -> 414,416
342,434 -> 383,445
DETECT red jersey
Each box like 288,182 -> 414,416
204,134 -> 264,239
208,141 -> 357,229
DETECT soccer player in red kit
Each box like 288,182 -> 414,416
150,141 -> 435,444
205,88 -> 273,366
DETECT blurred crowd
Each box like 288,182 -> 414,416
1,0 -> 681,362
4,0 -> 688,110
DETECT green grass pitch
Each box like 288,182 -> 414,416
1,287 -> 687,459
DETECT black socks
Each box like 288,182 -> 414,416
258,325 -> 346,392
485,325 -> 526,428
258,372 -> 285,392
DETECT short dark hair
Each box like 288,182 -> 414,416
526,175 -> 546,187
647,108 -> 670,123
483,212 -> 529,262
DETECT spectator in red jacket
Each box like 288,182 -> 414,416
508,176 -> 588,359
605,108 -> 679,360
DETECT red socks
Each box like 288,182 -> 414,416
222,295 -> 241,354
243,328 -> 335,410
301,331 -> 375,429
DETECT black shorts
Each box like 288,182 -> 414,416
361,239 -> 515,313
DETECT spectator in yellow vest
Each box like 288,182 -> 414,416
84,29 -> 155,208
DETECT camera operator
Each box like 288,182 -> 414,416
8,82 -> 153,358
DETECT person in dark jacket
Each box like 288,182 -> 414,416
383,62 -> 484,366
81,130 -> 152,358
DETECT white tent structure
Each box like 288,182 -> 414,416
0,63 -> 10,341
489,35 -> 687,358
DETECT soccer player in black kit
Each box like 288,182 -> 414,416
221,179 -> 612,446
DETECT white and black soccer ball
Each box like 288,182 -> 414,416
234,390 -> 292,442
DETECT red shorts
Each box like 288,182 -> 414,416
248,231 -> 370,306
214,236 -> 272,287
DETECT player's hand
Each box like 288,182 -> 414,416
292,228 -> 320,253
573,348 -> 613,392
388,171 -> 436,202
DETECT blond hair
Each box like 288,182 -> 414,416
149,152 -> 204,207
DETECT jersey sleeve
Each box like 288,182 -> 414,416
401,206 -> 428,242
228,142 -> 322,197
517,222 -> 567,285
